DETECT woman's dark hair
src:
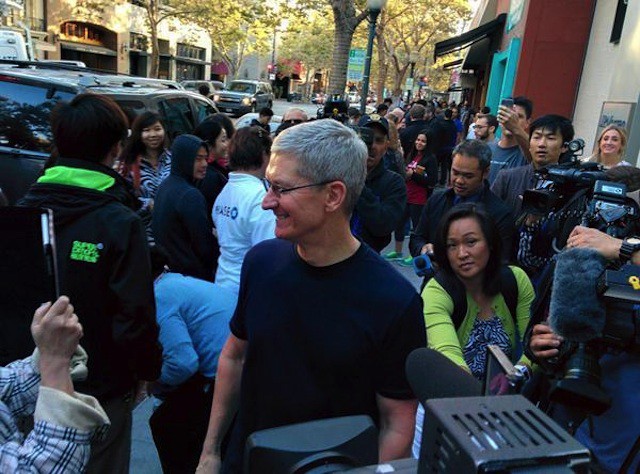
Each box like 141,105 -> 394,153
120,112 -> 167,166
407,128 -> 436,161
51,93 -> 128,163
433,203 -> 502,296
228,126 -> 272,171
193,119 -> 224,150
203,113 -> 235,139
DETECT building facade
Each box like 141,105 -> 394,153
437,0 -> 639,164
1,0 -> 212,81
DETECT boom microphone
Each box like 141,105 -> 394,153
405,348 -> 480,404
605,165 -> 640,193
549,248 -> 606,342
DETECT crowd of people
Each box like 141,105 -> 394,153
1,88 -> 638,474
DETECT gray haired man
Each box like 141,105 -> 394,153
197,119 -> 426,473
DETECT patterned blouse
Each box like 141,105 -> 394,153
463,312 -> 512,380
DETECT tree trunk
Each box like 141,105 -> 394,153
328,1 -> 367,97
148,1 -> 159,78
328,22 -> 354,96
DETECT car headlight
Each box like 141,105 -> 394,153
242,97 -> 251,105
213,94 -> 220,102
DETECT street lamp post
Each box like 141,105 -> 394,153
360,0 -> 387,114
407,51 -> 418,104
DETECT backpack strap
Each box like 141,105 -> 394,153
433,270 -> 467,330
500,265 -> 519,323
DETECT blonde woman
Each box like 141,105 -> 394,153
588,125 -> 630,168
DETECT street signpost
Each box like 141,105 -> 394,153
347,48 -> 366,82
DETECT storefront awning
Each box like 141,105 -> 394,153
175,57 -> 211,66
434,13 -> 506,60
211,61 -> 229,75
60,41 -> 117,57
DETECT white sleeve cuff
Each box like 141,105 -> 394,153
35,387 -> 110,432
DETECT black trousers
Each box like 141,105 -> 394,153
150,375 -> 214,474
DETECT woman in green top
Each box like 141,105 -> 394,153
425,203 -> 534,378
412,203 -> 534,458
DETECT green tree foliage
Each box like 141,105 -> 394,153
374,0 -> 471,97
174,0 -> 279,79
278,10 -> 334,95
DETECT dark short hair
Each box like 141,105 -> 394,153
481,106 -> 491,114
452,139 -> 492,171
121,111 -> 167,166
529,114 -> 574,144
51,93 -> 128,162
228,126 -> 272,171
376,103 -> 389,113
203,113 -> 235,139
198,84 -> 210,96
444,108 -> 453,119
383,97 -> 393,105
433,203 -> 502,296
409,104 -> 425,119
259,107 -> 274,117
513,96 -> 533,119
479,114 -> 498,131
193,119 -> 224,147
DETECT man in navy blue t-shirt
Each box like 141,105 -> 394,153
197,119 -> 426,473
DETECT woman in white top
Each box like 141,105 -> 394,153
587,125 -> 631,168
212,126 -> 275,296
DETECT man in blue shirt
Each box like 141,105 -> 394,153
149,249 -> 236,473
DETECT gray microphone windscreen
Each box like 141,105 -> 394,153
549,248 -> 606,342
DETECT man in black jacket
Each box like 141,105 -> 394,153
20,93 -> 162,473
153,134 -> 217,281
409,139 -> 515,261
352,115 -> 406,252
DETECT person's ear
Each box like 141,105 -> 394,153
325,181 -> 347,213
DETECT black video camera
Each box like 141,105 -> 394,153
318,95 -> 349,124
551,264 -> 640,415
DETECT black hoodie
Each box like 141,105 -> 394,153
153,135 -> 217,281
19,157 -> 162,401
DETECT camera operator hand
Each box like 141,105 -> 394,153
529,323 -> 563,360
567,226 -> 622,261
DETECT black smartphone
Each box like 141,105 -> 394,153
483,345 -> 524,396
500,97 -> 514,109
0,207 -> 59,364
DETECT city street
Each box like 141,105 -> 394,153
270,98 -> 323,119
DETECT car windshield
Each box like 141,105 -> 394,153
229,82 -> 255,94
0,80 -> 75,153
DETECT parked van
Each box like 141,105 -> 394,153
0,30 -> 28,61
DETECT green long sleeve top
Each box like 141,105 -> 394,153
421,265 -> 535,372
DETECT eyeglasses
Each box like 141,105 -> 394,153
284,119 -> 304,125
264,179 -> 334,197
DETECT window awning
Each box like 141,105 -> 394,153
434,13 -> 506,60
211,61 -> 229,75
60,41 -> 117,57
175,57 -> 211,66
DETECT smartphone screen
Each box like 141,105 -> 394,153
483,345 -> 518,396
500,98 -> 514,109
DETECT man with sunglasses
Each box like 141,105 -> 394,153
274,107 -> 308,136
197,119 -> 425,473
351,114 -> 407,253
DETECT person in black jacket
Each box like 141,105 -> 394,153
194,118 -> 228,218
409,139 -> 515,262
19,93 -> 162,473
153,134 -> 218,282
352,115 -> 406,252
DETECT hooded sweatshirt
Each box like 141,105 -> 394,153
19,157 -> 162,401
153,135 -> 217,281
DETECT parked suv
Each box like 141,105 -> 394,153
216,79 -> 273,116
0,61 -> 219,204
